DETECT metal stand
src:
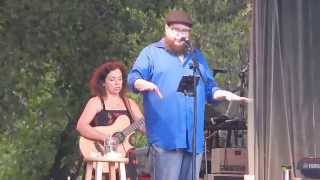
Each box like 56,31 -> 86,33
202,63 -> 249,179
178,42 -> 206,180
190,48 -> 207,180
191,59 -> 198,180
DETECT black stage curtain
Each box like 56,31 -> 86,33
249,0 -> 320,179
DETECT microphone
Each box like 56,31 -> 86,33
180,38 -> 192,49
240,64 -> 249,73
213,68 -> 228,77
213,68 -> 228,74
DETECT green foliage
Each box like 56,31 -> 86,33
131,131 -> 148,148
0,0 -> 251,179
192,0 -> 251,88
0,60 -> 66,179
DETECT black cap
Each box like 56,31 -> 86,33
165,10 -> 192,27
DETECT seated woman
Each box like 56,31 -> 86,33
77,59 -> 144,179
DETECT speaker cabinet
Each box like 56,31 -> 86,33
204,174 -> 244,180
211,148 -> 248,174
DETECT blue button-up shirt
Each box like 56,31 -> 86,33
127,39 -> 220,153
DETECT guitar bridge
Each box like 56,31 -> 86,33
113,132 -> 125,144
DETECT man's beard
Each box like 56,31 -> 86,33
164,37 -> 186,55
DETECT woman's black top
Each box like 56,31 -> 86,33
90,97 -> 130,127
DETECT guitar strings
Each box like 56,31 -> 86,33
122,119 -> 145,136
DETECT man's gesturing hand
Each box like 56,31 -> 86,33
213,90 -> 250,103
134,79 -> 163,98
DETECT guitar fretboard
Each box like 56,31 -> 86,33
122,118 -> 145,136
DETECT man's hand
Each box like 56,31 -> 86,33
134,79 -> 163,98
213,90 -> 250,103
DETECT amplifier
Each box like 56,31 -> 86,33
204,174 -> 244,180
297,157 -> 320,178
211,148 -> 248,174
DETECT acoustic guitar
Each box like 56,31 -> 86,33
79,115 -> 145,159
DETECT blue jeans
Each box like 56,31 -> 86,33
149,144 -> 203,180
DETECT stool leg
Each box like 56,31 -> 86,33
119,162 -> 126,180
226,130 -> 232,147
85,162 -> 93,180
109,162 -> 117,180
95,162 -> 103,180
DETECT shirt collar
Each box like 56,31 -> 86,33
153,38 -> 166,48
152,38 -> 195,58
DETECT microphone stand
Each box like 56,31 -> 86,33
184,42 -> 207,180
239,64 -> 248,121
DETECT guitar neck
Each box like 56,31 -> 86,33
121,118 -> 144,136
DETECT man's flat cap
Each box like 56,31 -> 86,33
165,10 -> 192,27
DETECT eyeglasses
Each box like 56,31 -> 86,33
169,26 -> 191,35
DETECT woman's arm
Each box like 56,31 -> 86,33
76,97 -> 109,142
128,98 -> 145,132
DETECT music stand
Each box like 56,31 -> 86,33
177,75 -> 200,97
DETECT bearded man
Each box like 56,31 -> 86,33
127,10 -> 249,180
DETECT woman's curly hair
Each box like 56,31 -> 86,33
89,59 -> 128,97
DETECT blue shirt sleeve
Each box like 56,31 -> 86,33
194,49 -> 221,105
127,46 -> 153,93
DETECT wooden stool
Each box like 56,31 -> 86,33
85,155 -> 129,180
